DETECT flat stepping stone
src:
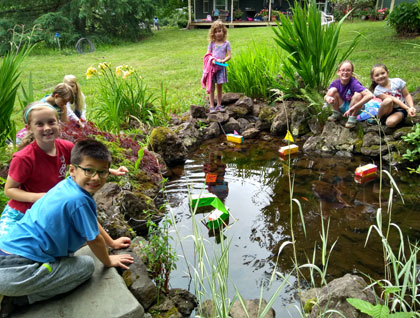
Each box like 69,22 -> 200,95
12,246 -> 144,318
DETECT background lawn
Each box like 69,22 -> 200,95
13,21 -> 420,129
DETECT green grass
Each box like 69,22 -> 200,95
10,21 -> 420,130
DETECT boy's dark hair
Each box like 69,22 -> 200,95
70,139 -> 112,165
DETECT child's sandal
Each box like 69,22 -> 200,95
345,116 -> 357,128
327,110 -> 341,122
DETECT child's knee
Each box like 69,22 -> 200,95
352,92 -> 362,102
326,88 -> 337,96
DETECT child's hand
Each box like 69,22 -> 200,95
109,166 -> 129,176
109,254 -> 134,269
325,96 -> 334,104
111,237 -> 131,249
408,107 -> 416,117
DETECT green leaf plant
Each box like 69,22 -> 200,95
272,0 -> 361,99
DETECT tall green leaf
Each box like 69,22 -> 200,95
0,45 -> 32,146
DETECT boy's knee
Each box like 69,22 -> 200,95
77,255 -> 95,279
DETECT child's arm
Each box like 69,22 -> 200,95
87,233 -> 133,270
109,166 -> 129,176
377,92 -> 414,114
222,50 -> 231,63
4,175 -> 45,203
345,89 -> 373,115
402,87 -> 416,117
98,221 -> 131,250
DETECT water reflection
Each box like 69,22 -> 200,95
164,136 -> 419,316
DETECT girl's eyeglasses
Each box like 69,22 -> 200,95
73,164 -> 109,178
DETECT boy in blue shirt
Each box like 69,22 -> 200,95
0,139 -> 133,316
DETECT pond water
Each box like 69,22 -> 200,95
164,133 -> 420,317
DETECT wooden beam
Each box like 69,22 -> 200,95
269,0 -> 272,22
230,0 -> 233,25
188,0 -> 192,26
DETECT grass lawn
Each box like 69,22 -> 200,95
12,21 -> 420,129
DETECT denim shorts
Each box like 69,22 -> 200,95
0,205 -> 24,237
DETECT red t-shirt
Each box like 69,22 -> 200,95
8,139 -> 74,213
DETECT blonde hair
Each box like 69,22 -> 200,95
337,60 -> 354,72
53,83 -> 74,104
63,75 -> 82,113
208,20 -> 227,42
19,102 -> 59,149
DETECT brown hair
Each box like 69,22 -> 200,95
369,63 -> 389,92
337,60 -> 354,72
208,20 -> 227,43
63,75 -> 82,113
53,83 -> 74,104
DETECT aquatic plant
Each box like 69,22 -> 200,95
142,213 -> 178,298
272,0 -> 360,98
402,123 -> 420,174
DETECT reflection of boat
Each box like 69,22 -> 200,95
190,193 -> 230,229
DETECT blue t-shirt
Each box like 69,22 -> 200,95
0,177 -> 99,263
329,77 -> 367,102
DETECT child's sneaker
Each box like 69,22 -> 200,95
215,105 -> 225,112
327,110 -> 341,122
345,116 -> 357,128
367,117 -> 377,125
209,107 -> 216,114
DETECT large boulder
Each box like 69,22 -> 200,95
175,122 -> 203,152
303,121 -> 362,154
202,122 -> 221,140
290,102 -> 310,136
360,132 -> 389,157
150,127 -> 188,166
257,105 -> 277,131
227,96 -> 253,118
301,274 -> 377,318
113,247 -> 158,310
222,117 -> 241,134
270,106 -> 288,136
94,183 -> 162,237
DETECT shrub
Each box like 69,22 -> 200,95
224,42 -> 283,99
272,0 -> 360,98
387,1 -> 420,35
87,63 -> 161,133
33,12 -> 79,49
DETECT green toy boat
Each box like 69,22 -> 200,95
190,193 -> 230,229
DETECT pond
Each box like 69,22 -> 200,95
164,133 -> 420,317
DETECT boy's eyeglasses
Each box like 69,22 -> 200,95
73,164 -> 109,178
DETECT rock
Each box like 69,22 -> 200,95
257,105 -> 277,131
411,86 -> 420,105
270,107 -> 288,136
114,248 -> 158,310
230,299 -> 275,318
221,92 -> 243,104
393,126 -> 412,140
197,299 -> 215,318
242,128 -> 260,139
308,117 -> 323,135
189,105 -> 207,119
94,183 -> 162,237
361,132 -> 389,156
303,121 -> 361,154
149,295 -> 182,318
237,118 -> 251,131
222,117 -> 241,134
13,246 -> 144,318
168,289 -> 198,317
207,111 -> 229,124
301,274 -> 376,318
175,122 -> 203,152
290,102 -> 310,136
150,127 -> 188,166
233,96 -> 253,113
202,122 -> 221,140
